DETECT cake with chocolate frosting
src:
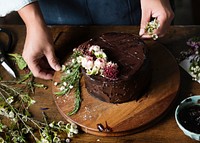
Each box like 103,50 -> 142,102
77,32 -> 151,103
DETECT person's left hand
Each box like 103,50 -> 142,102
139,0 -> 174,39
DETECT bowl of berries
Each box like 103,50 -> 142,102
175,95 -> 200,141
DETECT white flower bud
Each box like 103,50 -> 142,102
54,82 -> 58,86
89,45 -> 101,52
61,65 -> 66,71
60,86 -> 65,91
69,85 -> 73,89
49,122 -> 54,128
63,82 -> 67,86
67,132 -> 74,138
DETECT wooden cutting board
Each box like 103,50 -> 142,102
52,42 -> 180,136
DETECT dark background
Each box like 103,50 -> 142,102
0,0 -> 200,25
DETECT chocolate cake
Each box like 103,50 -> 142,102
78,32 -> 151,103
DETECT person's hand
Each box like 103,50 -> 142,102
18,2 -> 61,80
22,24 -> 61,80
139,0 -> 174,38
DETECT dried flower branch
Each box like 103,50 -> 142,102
179,36 -> 200,81
186,37 -> 200,81
0,53 -> 79,142
145,18 -> 160,40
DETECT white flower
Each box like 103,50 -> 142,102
94,50 -> 107,59
72,58 -> 75,63
8,111 -> 14,118
53,137 -> 61,143
70,123 -> 78,129
94,58 -> 106,69
41,138 -> 50,143
66,70 -> 71,74
66,138 -> 71,143
22,115 -> 28,122
6,96 -> 14,104
81,56 -> 94,70
60,86 -> 65,91
67,132 -> 74,138
54,82 -> 58,86
89,45 -> 101,53
61,65 -> 66,71
77,56 -> 83,64
0,108 -> 7,117
63,82 -> 67,86
87,66 -> 99,75
58,121 -> 64,127
70,128 -> 78,134
30,99 -> 36,105
22,127 -> 30,134
49,122 -> 54,128
0,124 -> 7,132
0,137 -> 4,143
69,85 -> 73,89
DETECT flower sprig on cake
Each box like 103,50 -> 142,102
54,45 -> 119,115
77,45 -> 118,79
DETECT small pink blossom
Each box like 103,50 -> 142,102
77,45 -> 119,80
81,56 -> 94,70
89,45 -> 101,53
94,58 -> 106,69
102,62 -> 119,80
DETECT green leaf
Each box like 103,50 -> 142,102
8,53 -> 27,70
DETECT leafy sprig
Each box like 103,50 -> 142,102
0,53 -> 79,142
54,50 -> 82,116
9,53 -> 27,70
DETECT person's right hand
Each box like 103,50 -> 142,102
22,24 -> 61,80
139,0 -> 174,39
18,2 -> 61,80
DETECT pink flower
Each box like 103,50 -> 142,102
102,62 -> 119,80
81,56 -> 94,70
94,58 -> 106,69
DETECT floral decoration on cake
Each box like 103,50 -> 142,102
54,45 -> 118,115
77,45 -> 119,79
54,19 -> 160,115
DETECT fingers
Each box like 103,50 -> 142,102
139,0 -> 174,39
139,8 -> 151,38
45,47 -> 61,72
21,20 -> 61,80
154,12 -> 174,38
22,53 -> 53,80
32,66 -> 55,80
22,44 -> 61,80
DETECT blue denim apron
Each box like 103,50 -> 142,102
38,0 -> 141,25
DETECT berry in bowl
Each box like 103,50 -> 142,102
175,95 -> 200,141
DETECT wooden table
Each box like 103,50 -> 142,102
0,25 -> 200,143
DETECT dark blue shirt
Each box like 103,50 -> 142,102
39,0 -> 141,25
38,0 -> 174,25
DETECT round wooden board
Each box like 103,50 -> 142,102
52,42 -> 180,136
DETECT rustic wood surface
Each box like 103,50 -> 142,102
0,25 -> 200,142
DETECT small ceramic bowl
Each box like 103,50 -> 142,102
175,95 -> 200,141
